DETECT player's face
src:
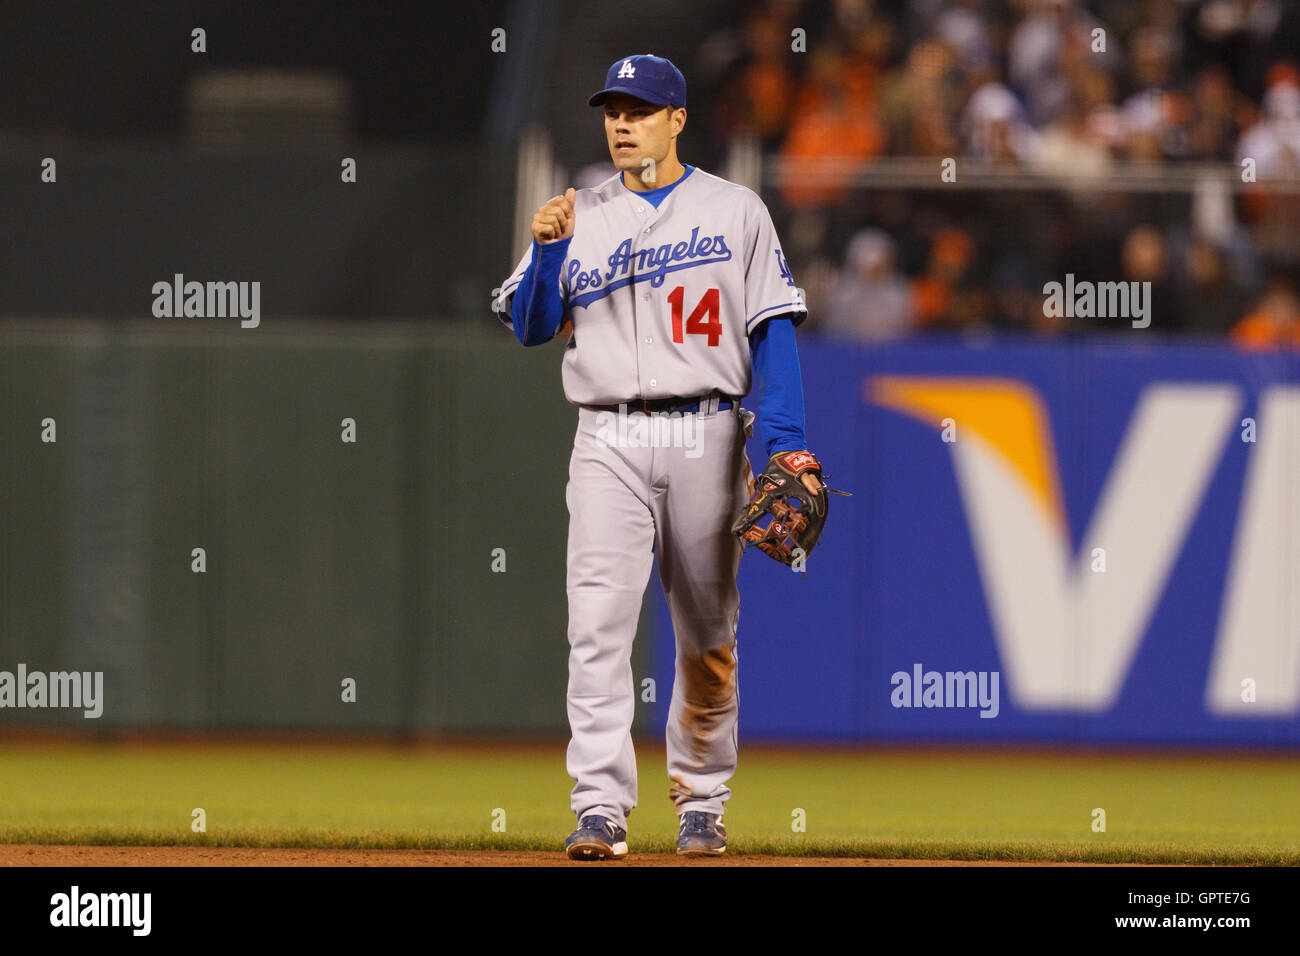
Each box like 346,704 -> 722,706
602,93 -> 681,173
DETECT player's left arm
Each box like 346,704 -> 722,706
749,317 -> 822,494
741,193 -> 821,494
741,197 -> 807,337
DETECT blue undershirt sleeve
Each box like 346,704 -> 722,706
748,315 -> 809,458
510,237 -> 570,347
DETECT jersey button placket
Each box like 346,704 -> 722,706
634,201 -> 661,398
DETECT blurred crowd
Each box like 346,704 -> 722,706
691,0 -> 1300,345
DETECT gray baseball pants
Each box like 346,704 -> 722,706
564,400 -> 750,831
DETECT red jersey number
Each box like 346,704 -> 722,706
668,286 -> 722,348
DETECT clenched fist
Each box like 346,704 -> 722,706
532,187 -> 576,244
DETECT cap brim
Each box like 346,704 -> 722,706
588,86 -> 671,107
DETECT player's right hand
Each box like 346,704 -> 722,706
532,187 -> 576,244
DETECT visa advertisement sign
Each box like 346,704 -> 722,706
652,338 -> 1300,745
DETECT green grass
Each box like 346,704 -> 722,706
1,741 -> 1298,863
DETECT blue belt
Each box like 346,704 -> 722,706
590,394 -> 734,415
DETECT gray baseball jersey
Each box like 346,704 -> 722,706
494,166 -> 806,404
496,164 -> 802,836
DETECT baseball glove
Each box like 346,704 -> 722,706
731,449 -> 848,567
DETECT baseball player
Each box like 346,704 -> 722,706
493,54 -> 826,859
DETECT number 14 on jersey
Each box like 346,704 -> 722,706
667,286 -> 721,347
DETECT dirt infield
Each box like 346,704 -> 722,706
0,845 -> 1143,867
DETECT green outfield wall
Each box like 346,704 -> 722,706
0,321 -> 652,734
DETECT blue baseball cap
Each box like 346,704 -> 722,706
588,54 -> 687,110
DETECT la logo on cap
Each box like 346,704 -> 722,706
617,59 -> 636,78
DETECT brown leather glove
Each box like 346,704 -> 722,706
731,450 -> 847,567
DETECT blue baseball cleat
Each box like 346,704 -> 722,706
676,811 -> 727,856
565,814 -> 629,860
